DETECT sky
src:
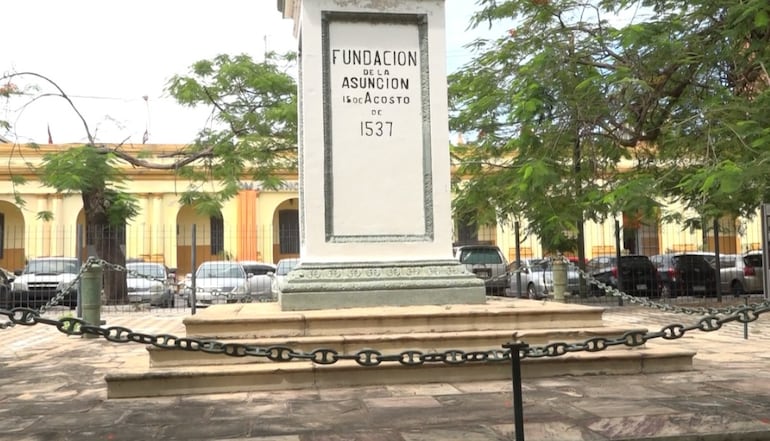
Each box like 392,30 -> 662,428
1,0 -> 505,145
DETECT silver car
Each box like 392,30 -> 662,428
239,261 -> 277,302
184,261 -> 250,307
511,258 -> 581,299
717,251 -> 763,295
271,258 -> 301,296
126,262 -> 175,307
455,245 -> 509,295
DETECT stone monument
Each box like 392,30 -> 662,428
277,0 -> 486,310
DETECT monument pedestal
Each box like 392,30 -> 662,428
276,0 -> 483,311
280,260 -> 485,311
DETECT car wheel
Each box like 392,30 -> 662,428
731,281 -> 745,297
67,290 -> 77,310
527,283 -> 538,299
661,283 -> 671,299
588,282 -> 604,297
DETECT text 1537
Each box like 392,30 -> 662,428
360,121 -> 393,137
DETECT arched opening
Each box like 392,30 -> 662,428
176,205 -> 226,276
623,211 -> 660,256
272,198 -> 299,264
0,201 -> 26,272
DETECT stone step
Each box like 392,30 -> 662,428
105,299 -> 696,398
106,346 -> 696,398
181,298 -> 606,339
148,326 -> 643,367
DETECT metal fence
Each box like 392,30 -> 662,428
2,218 -> 766,314
500,219 -> 767,307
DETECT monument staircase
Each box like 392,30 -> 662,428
105,297 -> 696,398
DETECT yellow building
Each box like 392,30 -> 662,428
0,142 -> 763,276
0,143 -> 300,276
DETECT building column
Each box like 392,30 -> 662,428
237,190 -> 258,260
151,194 -> 163,259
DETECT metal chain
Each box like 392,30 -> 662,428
0,256 -> 99,329
560,256 -> 770,316
36,256 -> 104,316
0,257 -> 168,329
3,301 -> 770,363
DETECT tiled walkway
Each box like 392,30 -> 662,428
2,303 -> 770,440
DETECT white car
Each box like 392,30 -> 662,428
239,261 -> 277,302
9,257 -> 80,309
126,262 -> 175,307
183,261 -> 250,307
271,258 -> 300,296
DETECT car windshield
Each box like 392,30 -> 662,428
196,263 -> 245,278
620,256 -> 654,266
675,255 -> 712,269
459,248 -> 502,265
127,263 -> 165,279
241,264 -> 275,276
276,259 -> 299,276
745,254 -> 763,268
25,259 -> 78,275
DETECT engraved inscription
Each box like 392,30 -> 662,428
324,16 -> 429,239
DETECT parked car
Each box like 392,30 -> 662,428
125,262 -> 176,307
716,251 -> 763,296
0,267 -> 14,308
586,255 -> 661,297
8,257 -> 80,309
511,258 -> 581,299
182,261 -> 250,307
649,253 -> 718,297
271,258 -> 301,296
454,245 -> 509,295
239,261 -> 277,302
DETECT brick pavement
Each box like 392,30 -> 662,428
2,303 -> 770,440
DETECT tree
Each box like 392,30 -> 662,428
1,52 -> 297,303
449,0 -> 770,260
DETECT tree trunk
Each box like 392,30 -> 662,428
82,189 -> 127,304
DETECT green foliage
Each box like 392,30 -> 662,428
4,53 -> 297,227
166,52 -> 298,212
36,211 -> 54,222
450,0 -> 770,250
39,146 -> 119,192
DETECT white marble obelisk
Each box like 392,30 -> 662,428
276,0 -> 485,310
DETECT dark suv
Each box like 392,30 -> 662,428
649,253 -> 718,298
454,245 -> 508,295
587,255 -> 661,297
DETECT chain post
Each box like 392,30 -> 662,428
191,224 -> 197,316
614,218 -> 624,307
744,296 -> 749,340
76,224 -> 84,318
80,257 -> 103,338
503,340 -> 529,441
514,220 -> 523,298
552,256 -> 567,301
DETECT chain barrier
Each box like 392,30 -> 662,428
3,256 -> 770,365
560,256 -> 770,316
0,257 -> 174,329
3,300 -> 770,364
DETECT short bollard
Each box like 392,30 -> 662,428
503,340 -> 529,441
80,259 -> 103,339
744,296 -> 749,340
551,259 -> 567,301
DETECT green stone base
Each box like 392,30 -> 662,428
279,260 -> 487,311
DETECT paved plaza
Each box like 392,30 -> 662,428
2,304 -> 770,440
